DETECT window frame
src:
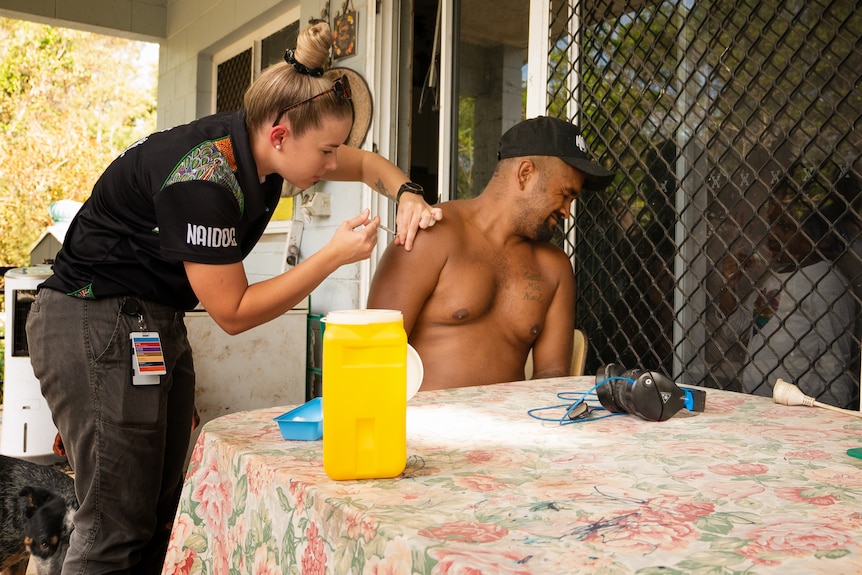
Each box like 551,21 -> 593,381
211,7 -> 302,111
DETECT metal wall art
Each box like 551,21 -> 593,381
332,0 -> 357,60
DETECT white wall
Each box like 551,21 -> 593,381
158,0 -> 289,129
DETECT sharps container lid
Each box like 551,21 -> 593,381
324,309 -> 403,325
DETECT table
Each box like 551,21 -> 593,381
162,376 -> 862,574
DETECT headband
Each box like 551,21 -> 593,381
284,49 -> 324,77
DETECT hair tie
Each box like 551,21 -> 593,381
284,49 -> 324,77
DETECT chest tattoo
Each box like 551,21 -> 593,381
524,272 -> 546,303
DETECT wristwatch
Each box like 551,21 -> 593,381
396,181 -> 424,203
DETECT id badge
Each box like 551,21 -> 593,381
130,331 -> 166,386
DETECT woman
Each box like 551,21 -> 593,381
719,164 -> 858,409
26,21 -> 440,574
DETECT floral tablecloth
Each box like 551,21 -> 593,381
163,376 -> 862,575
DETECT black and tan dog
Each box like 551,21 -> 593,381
0,455 -> 77,575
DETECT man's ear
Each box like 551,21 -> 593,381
516,158 -> 537,190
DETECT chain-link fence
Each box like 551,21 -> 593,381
550,0 -> 860,408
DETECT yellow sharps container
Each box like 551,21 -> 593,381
322,309 -> 407,480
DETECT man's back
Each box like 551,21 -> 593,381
368,198 -> 576,390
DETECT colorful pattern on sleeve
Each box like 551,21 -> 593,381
162,137 -> 244,215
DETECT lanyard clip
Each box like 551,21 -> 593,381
121,297 -> 148,331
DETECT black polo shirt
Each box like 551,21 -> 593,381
43,111 -> 283,310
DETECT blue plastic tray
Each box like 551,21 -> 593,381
274,397 -> 322,441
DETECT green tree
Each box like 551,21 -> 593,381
0,18 -> 157,267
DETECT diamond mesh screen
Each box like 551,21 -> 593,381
261,22 -> 299,70
551,0 -> 861,408
217,49 -> 252,113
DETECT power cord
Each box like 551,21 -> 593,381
527,377 -> 633,425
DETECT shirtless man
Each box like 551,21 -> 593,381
367,116 -> 614,389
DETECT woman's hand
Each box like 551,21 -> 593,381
187,210 -> 382,335
721,254 -> 742,287
324,209 -> 380,265
319,146 -> 443,250
721,251 -> 758,289
393,193 -> 443,251
717,251 -> 759,317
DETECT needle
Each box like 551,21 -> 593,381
378,224 -> 396,235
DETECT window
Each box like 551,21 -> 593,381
565,0 -> 861,409
213,12 -> 300,113
407,0 -> 530,201
405,0 -> 861,409
216,49 -> 252,113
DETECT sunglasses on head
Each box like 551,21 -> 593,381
272,75 -> 353,127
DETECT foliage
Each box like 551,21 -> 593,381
456,96 -> 475,200
0,18 -> 157,267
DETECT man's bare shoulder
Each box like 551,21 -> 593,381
531,239 -> 573,263
373,202 -> 467,283
368,201 -> 471,322
397,201 -> 469,254
435,201 -> 471,232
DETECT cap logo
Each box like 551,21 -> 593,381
575,134 -> 586,153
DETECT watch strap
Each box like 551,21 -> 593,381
396,182 -> 424,203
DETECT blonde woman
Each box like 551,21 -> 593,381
26,21 -> 440,574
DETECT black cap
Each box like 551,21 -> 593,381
497,116 -> 615,191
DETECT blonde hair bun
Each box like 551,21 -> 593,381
294,21 -> 333,70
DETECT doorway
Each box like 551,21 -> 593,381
404,0 -> 530,202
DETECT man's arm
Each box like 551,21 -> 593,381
529,250 -> 576,379
367,222 -> 447,335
